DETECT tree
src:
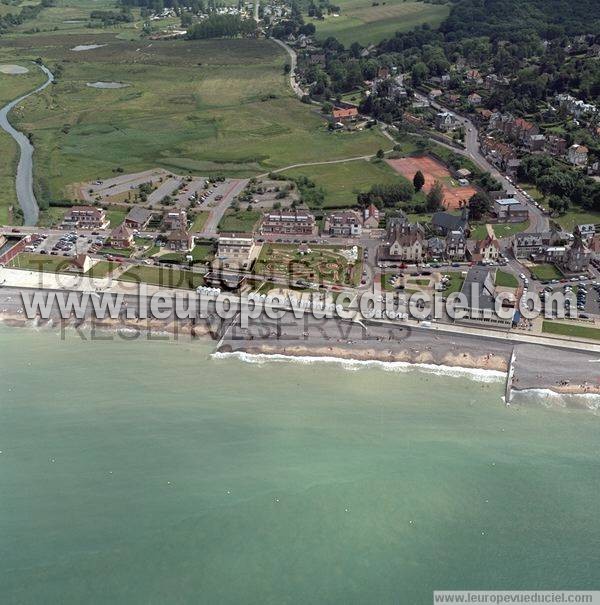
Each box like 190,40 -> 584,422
376,149 -> 385,160
468,192 -> 491,220
413,170 -> 425,192
426,180 -> 444,212
548,194 -> 570,216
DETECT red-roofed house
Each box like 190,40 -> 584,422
331,107 -> 359,123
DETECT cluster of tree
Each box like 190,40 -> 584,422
90,9 -> 133,26
518,154 -> 600,213
357,181 -> 415,208
307,0 -> 340,20
0,0 -> 50,34
186,14 -> 255,39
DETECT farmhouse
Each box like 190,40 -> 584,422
259,208 -> 317,236
331,107 -> 358,124
61,206 -> 109,230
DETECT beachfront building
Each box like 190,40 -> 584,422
455,267 -> 513,327
61,206 -> 109,230
259,208 -> 317,236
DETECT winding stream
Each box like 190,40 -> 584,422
0,62 -> 54,226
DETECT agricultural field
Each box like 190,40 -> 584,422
283,158 -> 405,208
254,243 -> 362,286
307,0 -> 450,46
0,34 -> 388,210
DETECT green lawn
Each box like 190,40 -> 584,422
470,221 -> 529,240
495,270 -> 518,288
119,265 -> 203,289
85,260 -> 117,278
283,158 -> 406,209
100,246 -> 132,258
309,0 -> 450,46
9,253 -> 75,273
530,263 -> 563,281
191,212 -> 210,232
444,273 -> 465,295
159,242 -> 215,264
218,209 -> 260,233
552,208 -> 600,231
542,321 -> 600,341
0,35 -> 388,209
105,208 -> 127,228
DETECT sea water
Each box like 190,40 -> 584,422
1,326 -> 599,604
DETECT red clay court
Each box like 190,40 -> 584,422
386,156 -> 477,210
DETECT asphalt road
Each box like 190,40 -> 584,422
413,93 -> 550,234
0,63 -> 54,226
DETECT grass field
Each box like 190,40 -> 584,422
309,0 -> 450,46
0,35 -> 388,210
552,208 -> 600,231
9,252 -> 74,273
119,265 -> 203,289
530,264 -> 563,281
283,159 -> 405,208
542,321 -> 600,341
191,212 -> 209,232
495,270 -> 518,288
218,209 -> 261,233
470,221 -> 530,240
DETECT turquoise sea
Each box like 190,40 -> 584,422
1,325 -> 600,604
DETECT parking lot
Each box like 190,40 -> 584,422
542,277 -> 600,317
27,231 -> 105,258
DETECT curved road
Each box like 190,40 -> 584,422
413,91 -> 549,233
0,62 -> 54,226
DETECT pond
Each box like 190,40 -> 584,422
86,81 -> 130,89
0,65 -> 29,75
